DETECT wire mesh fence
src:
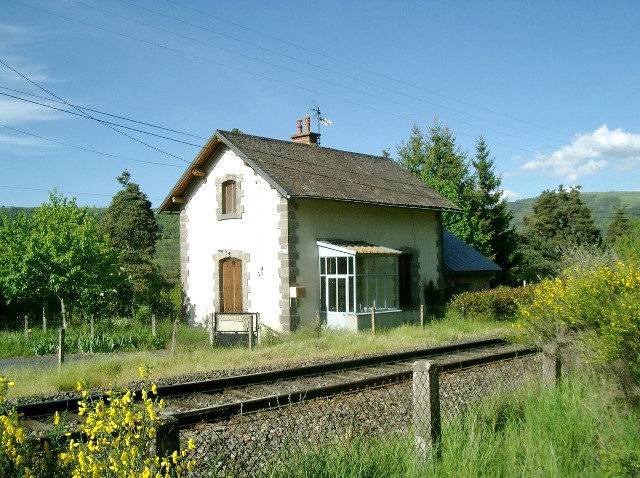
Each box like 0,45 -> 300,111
180,349 -> 545,477
181,381 -> 414,477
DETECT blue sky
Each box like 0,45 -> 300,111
1,0 -> 639,208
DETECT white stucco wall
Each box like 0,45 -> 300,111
292,199 -> 441,328
181,147 -> 284,330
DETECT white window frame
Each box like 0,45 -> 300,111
318,241 -> 401,314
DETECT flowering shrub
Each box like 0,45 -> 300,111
515,262 -> 640,381
448,286 -> 534,322
0,367 -> 195,477
0,376 -> 69,477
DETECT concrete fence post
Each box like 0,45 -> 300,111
413,360 -> 442,464
155,415 -> 180,459
542,342 -> 562,387
151,314 -> 156,337
24,316 -> 29,341
420,304 -> 425,328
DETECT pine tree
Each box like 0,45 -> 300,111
100,171 -> 160,315
604,206 -> 631,247
468,136 -> 520,283
397,120 -> 472,242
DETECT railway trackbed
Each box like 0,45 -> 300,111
16,336 -> 538,432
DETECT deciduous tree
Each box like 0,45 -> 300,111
0,192 -> 127,326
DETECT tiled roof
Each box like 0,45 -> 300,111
159,130 -> 460,212
442,230 -> 501,274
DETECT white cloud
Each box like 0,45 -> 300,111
0,133 -> 48,148
501,189 -> 521,201
0,98 -> 64,124
521,125 -> 640,182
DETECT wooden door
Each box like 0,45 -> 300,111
220,259 -> 243,312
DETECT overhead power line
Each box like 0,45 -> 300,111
0,58 -> 191,163
160,0 -> 571,139
0,123 -> 184,168
8,0 -> 562,154
0,86 -> 208,141
0,92 -> 205,150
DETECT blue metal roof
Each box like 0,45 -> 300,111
442,230 -> 502,274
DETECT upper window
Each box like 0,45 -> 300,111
222,180 -> 236,214
216,174 -> 243,220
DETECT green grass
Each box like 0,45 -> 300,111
264,372 -> 640,477
3,318 -> 510,399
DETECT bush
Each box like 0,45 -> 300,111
0,368 -> 196,477
448,286 -> 534,322
515,261 -> 640,388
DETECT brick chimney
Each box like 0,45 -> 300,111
290,115 -> 320,145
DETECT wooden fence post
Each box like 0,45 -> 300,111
315,311 -> 321,339
171,319 -> 178,353
413,360 -> 442,464
90,314 -> 95,354
371,306 -> 376,336
247,315 -> 254,351
208,313 -> 214,347
58,328 -> 66,369
42,301 -> 47,334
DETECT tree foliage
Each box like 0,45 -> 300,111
397,122 -> 518,283
468,136 -> 520,284
100,171 -> 166,316
517,186 -> 601,283
613,218 -> 640,263
605,206 -> 632,247
0,192 -> 128,325
397,121 -> 472,241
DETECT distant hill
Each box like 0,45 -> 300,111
0,206 -> 180,276
509,191 -> 640,232
4,190 -> 639,274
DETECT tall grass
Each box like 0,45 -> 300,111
428,374 -> 639,477
263,373 -> 639,477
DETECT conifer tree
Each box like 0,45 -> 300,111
397,120 -> 472,242
100,171 -> 161,315
468,136 -> 520,283
605,205 -> 632,247
518,185 -> 601,282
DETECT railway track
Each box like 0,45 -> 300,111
16,337 -> 537,432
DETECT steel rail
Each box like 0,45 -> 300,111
16,336 -> 506,418
170,343 -> 538,428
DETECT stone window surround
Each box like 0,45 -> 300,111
215,174 -> 244,220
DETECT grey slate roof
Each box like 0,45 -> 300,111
159,130 -> 460,212
442,230 -> 501,274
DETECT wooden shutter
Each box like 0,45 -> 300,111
222,181 -> 236,214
